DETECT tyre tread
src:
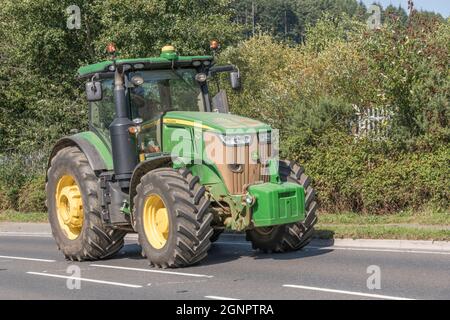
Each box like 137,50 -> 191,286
47,147 -> 125,261
136,168 -> 212,268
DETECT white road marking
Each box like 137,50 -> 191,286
27,272 -> 142,288
0,255 -> 55,263
0,232 -> 52,238
205,296 -> 240,300
0,231 -> 140,241
283,284 -> 415,300
90,264 -> 214,278
307,246 -> 450,256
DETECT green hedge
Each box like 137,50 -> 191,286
0,174 -> 46,213
218,14 -> 449,214
0,187 -> 12,211
17,175 -> 46,213
0,153 -> 46,212
360,148 -> 449,213
300,131 -> 449,213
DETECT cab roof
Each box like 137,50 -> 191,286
77,55 -> 214,78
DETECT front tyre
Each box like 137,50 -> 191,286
46,147 -> 126,261
246,160 -> 318,253
134,168 -> 213,268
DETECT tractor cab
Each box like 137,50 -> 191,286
79,45 -> 239,161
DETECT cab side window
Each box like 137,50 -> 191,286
90,79 -> 114,141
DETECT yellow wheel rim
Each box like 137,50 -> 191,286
143,194 -> 169,249
55,175 -> 84,240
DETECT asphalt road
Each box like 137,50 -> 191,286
0,232 -> 449,300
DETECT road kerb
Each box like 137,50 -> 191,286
316,238 -> 450,252
1,222 -> 449,252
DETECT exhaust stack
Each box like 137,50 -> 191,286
109,66 -> 138,188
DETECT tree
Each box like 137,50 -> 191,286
384,5 -> 408,24
0,0 -> 241,154
230,0 -> 368,42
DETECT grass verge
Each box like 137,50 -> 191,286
318,209 -> 449,225
0,210 -> 48,223
316,210 -> 450,241
315,225 -> 450,241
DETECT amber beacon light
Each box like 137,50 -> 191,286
210,40 -> 220,50
106,42 -> 117,54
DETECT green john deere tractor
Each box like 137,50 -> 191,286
46,44 -> 317,268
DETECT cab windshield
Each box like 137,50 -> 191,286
129,69 -> 205,122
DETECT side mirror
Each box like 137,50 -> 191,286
212,90 -> 229,113
86,81 -> 103,102
230,71 -> 241,90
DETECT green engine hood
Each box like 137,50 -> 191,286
163,111 -> 271,133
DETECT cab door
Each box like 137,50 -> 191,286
89,78 -> 115,148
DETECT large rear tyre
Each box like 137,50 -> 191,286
46,147 -> 126,261
246,160 -> 318,253
134,168 -> 213,268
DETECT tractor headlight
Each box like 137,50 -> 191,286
195,73 -> 208,83
259,131 -> 271,143
244,194 -> 255,206
219,134 -> 252,146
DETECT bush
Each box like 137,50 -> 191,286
17,175 -> 46,213
0,186 -> 12,211
0,154 -> 28,210
361,148 -> 450,213
0,152 -> 47,211
302,131 -> 366,212
295,131 -> 449,214
219,14 -> 450,214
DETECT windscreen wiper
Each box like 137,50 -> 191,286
169,68 -> 198,93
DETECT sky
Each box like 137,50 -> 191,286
361,0 -> 450,17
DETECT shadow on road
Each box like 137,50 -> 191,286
203,244 -> 333,266
112,243 -> 145,260
208,230 -> 336,263
106,230 -> 336,267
